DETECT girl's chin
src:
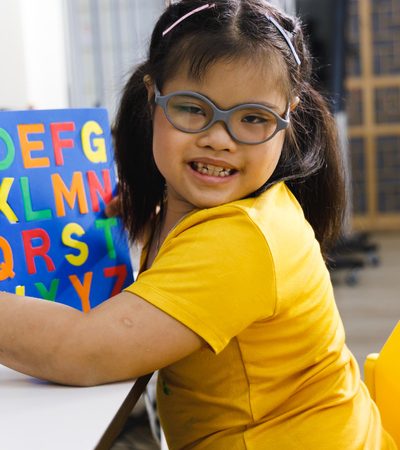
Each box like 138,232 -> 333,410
189,195 -> 243,209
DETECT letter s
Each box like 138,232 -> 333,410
62,223 -> 89,266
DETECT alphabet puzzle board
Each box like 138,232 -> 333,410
0,108 -> 133,311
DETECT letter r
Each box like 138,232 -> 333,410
22,228 -> 56,275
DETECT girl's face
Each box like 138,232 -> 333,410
151,59 -> 289,216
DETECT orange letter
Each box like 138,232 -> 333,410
0,236 -> 15,281
69,272 -> 93,312
18,123 -> 50,169
52,172 -> 89,216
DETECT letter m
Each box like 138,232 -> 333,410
52,172 -> 89,216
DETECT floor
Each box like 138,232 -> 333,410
111,410 -> 160,450
116,231 -> 400,449
332,231 -> 400,375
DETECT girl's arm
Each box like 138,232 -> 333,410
0,291 -> 203,386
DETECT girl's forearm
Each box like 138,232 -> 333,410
1,290 -> 202,387
0,292 -> 90,386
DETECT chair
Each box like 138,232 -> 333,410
364,320 -> 400,447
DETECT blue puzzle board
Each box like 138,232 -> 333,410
0,108 -> 133,311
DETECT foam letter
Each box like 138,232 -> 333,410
69,272 -> 93,312
18,123 -> 50,169
15,286 -> 25,295
35,279 -> 59,301
51,122 -> 75,166
52,172 -> 89,217
0,178 -> 19,223
0,236 -> 15,281
81,121 -> 107,163
22,228 -> 55,275
104,265 -> 128,297
20,177 -> 52,222
95,218 -> 117,259
62,222 -> 88,266
87,169 -> 112,212
0,128 -> 15,170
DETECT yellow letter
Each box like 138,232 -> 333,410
15,285 -> 25,295
81,121 -> 107,163
62,222 -> 89,266
0,178 -> 18,223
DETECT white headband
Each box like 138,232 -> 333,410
162,3 -> 216,37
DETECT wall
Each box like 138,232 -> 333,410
0,0 -> 68,110
65,0 -> 165,118
0,1 -> 28,109
346,0 -> 400,230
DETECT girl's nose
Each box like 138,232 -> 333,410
196,121 -> 238,152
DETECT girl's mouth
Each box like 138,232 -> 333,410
190,162 -> 236,178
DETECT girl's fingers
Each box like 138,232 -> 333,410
105,196 -> 122,217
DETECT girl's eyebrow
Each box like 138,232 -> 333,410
242,99 -> 281,109
185,89 -> 280,108
218,97 -> 284,112
164,85 -> 284,112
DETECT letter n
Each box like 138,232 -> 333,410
87,169 -> 112,212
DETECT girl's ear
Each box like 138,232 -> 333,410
143,75 -> 154,101
290,96 -> 300,112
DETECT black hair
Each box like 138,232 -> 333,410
113,0 -> 345,255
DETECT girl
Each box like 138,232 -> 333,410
0,1 -> 396,448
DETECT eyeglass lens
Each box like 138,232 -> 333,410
165,94 -> 279,144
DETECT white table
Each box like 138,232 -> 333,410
0,364 -> 152,450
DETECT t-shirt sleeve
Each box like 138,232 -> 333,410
124,207 -> 277,353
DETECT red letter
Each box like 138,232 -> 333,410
104,265 -> 128,297
22,228 -> 55,275
51,122 -> 75,166
87,169 -> 112,212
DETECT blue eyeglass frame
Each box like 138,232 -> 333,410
154,85 -> 290,145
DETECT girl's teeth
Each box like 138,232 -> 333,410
192,162 -> 233,177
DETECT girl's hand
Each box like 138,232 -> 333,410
105,196 -> 122,217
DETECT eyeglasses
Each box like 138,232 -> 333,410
154,85 -> 290,145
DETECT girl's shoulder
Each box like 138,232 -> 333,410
163,181 -> 315,261
172,181 -> 306,236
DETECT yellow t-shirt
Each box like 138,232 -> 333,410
125,182 -> 396,450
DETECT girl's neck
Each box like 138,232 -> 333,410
145,200 -> 195,270
159,201 -> 194,241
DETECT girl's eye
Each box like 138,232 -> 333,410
242,114 -> 270,124
174,104 -> 205,115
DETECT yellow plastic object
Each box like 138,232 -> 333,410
364,321 -> 400,447
364,352 -> 379,400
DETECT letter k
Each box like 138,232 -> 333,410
0,178 -> 19,223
